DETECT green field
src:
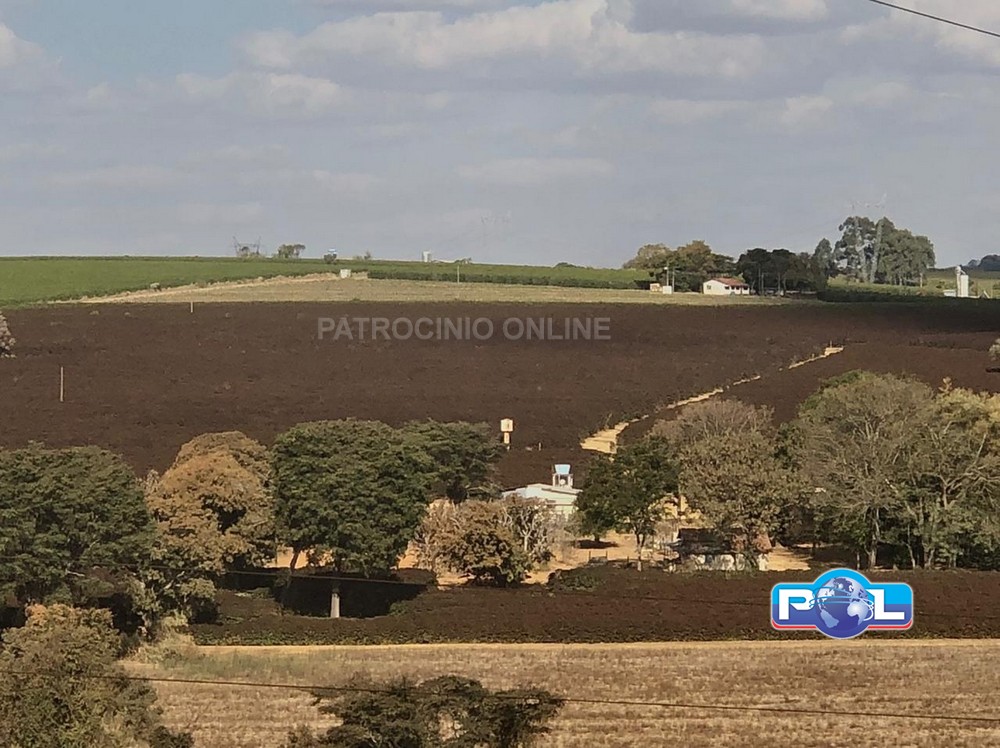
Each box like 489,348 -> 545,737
0,257 -> 342,307
0,257 -> 648,307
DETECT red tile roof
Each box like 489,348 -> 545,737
709,277 -> 749,287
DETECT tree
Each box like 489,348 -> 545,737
0,311 -> 14,358
679,431 -> 799,563
438,501 -> 530,587
622,241 -> 735,292
413,497 -> 557,584
401,420 -> 504,501
813,238 -> 836,280
276,243 -> 306,259
286,675 -> 563,748
794,372 -> 934,568
0,445 -> 154,609
0,604 -> 192,748
271,419 -> 434,575
831,216 -> 934,285
651,399 -> 774,448
577,438 -> 678,570
497,496 -> 562,566
144,432 -> 275,622
877,222 -> 934,285
902,386 -> 1000,568
835,215 -> 877,282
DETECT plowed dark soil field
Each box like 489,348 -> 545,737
191,566 -> 1000,644
3,301 -> 1000,485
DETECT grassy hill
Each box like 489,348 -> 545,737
0,256 -> 647,307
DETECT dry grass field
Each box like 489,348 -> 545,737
81,274 -> 785,305
131,641 -> 1000,747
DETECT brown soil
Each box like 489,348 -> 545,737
193,566 -> 1000,645
2,302 -> 1000,485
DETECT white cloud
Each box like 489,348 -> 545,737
0,21 -> 58,89
650,98 -> 748,124
778,94 -> 833,129
48,165 -> 181,189
728,0 -> 829,22
0,142 -> 64,162
243,1 -> 767,79
175,71 -> 347,116
0,22 -> 42,68
458,156 -> 613,185
311,170 -> 382,193
843,1 -> 1000,68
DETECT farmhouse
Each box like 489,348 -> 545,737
502,464 -> 579,517
702,277 -> 751,295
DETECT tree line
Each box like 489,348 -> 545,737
0,419 -> 568,746
624,215 -> 936,293
578,371 -> 1000,571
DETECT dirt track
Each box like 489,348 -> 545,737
2,301 -> 1000,485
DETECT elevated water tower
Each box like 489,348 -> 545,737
552,464 -> 573,488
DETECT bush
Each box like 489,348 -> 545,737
441,502 -> 530,587
286,675 -> 563,748
0,311 -> 14,358
0,604 -> 192,748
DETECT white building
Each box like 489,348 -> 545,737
703,277 -> 751,295
502,464 -> 579,517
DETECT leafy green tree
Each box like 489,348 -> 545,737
877,223 -> 934,285
0,311 -> 14,358
440,501 -> 530,587
903,386 -> 1000,568
414,497 -> 557,582
577,438 -> 678,570
0,604 -> 192,748
831,216 -> 934,285
573,454 -> 619,541
813,237 -> 836,279
286,675 -> 563,748
401,420 -> 503,501
835,215 -> 877,282
680,431 -> 800,563
794,372 -> 933,568
623,240 -> 735,292
144,432 -> 276,622
271,419 -> 434,575
275,243 -> 305,259
0,445 -> 154,608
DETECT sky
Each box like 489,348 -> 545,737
1,0 -> 999,266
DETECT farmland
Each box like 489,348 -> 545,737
0,256 -> 648,307
134,640 -> 1000,748
3,301 -> 1000,487
191,566 -> 1000,645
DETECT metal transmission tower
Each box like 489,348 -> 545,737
233,236 -> 262,258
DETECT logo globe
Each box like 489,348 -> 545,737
771,569 -> 913,639
811,576 -> 874,639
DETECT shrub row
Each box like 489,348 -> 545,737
365,267 -> 642,289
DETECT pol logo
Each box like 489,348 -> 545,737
771,569 -> 913,640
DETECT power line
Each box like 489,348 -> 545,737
865,0 -> 1000,40
7,669 -> 1000,724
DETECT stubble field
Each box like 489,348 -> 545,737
134,641 -> 1000,748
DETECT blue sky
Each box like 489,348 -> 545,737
1,1 -> 999,266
